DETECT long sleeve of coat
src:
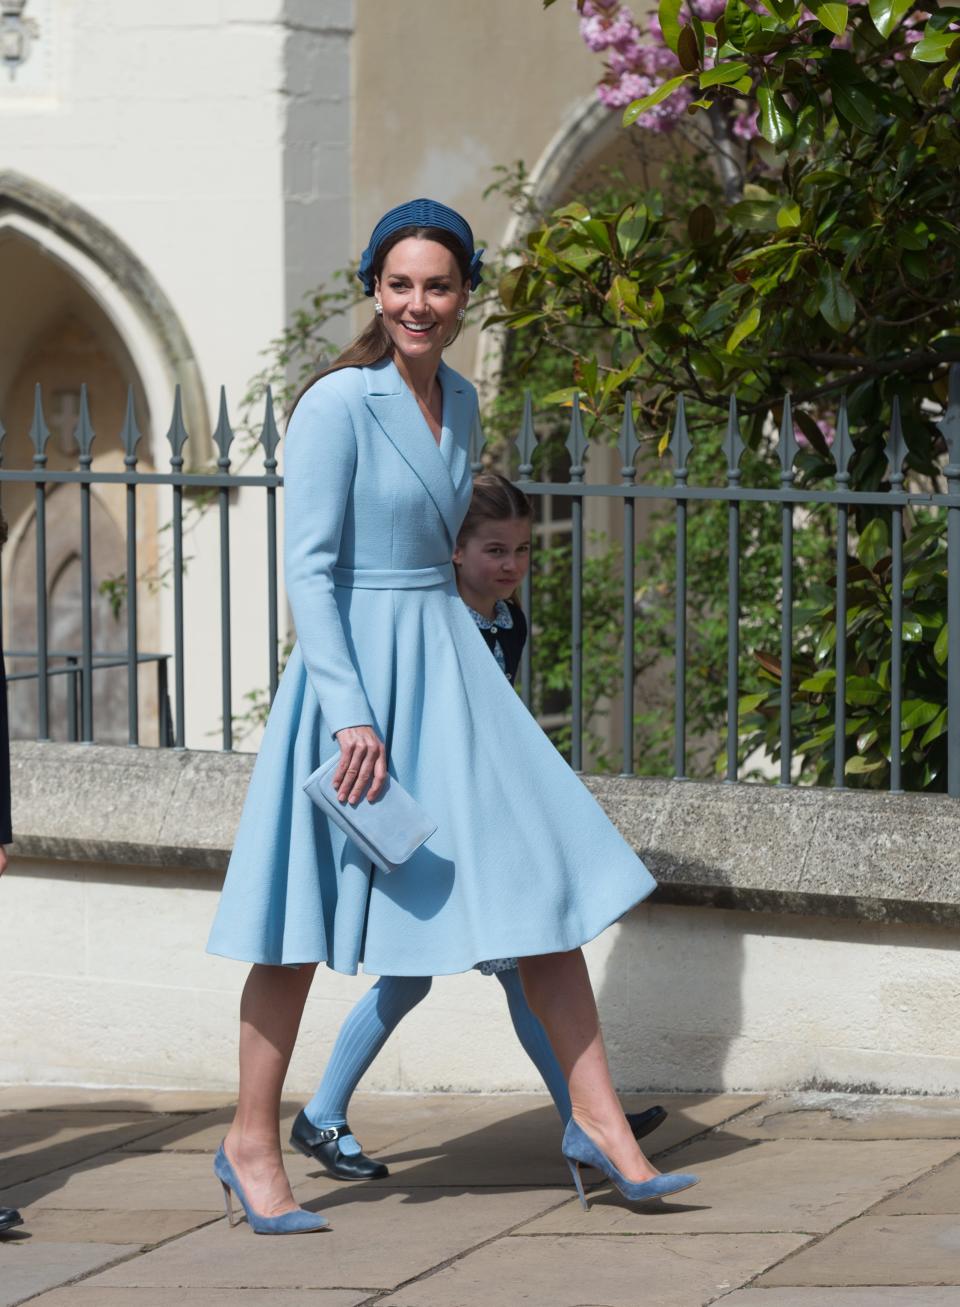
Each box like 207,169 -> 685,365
283,382 -> 374,739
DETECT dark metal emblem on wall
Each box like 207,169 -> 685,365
1,0 -> 39,80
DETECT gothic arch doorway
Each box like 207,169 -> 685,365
0,174 -> 204,742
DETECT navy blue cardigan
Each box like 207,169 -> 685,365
475,600 -> 528,686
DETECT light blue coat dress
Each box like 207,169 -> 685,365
207,357 -> 656,975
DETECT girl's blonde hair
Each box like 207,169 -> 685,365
456,473 -> 532,549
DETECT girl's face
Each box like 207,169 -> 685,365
375,237 -> 469,365
453,516 -> 532,603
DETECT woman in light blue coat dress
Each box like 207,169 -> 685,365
207,199 -> 698,1233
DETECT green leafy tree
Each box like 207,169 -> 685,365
491,0 -> 959,787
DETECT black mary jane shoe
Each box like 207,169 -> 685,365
0,1208 -> 23,1234
626,1104 -> 668,1141
289,1110 -> 389,1181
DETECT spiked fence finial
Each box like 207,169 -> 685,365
259,387 -> 280,470
886,395 -> 906,488
619,395 -> 640,481
212,386 -> 234,470
30,383 -> 50,466
833,394 -> 853,484
670,394 -> 691,481
778,394 -> 797,482
120,387 -> 142,467
515,390 -> 537,480
74,384 -> 96,469
165,385 -> 190,469
565,392 -> 589,482
724,394 -> 744,483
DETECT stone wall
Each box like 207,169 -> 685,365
3,742 -> 959,1095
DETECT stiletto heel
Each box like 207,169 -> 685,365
566,1158 -> 589,1211
213,1143 -> 330,1235
561,1119 -> 699,1209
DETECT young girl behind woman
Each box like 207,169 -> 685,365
290,475 -> 665,1179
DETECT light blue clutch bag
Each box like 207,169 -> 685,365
302,754 -> 438,874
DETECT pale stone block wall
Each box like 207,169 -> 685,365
5,743 -> 960,1096
2,856 -> 958,1096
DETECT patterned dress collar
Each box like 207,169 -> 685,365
466,598 -> 513,632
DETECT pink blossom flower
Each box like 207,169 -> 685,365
732,107 -> 760,140
581,0 -> 705,132
606,9 -> 639,43
633,81 -> 696,130
598,70 -> 655,107
580,13 -> 615,51
795,413 -> 836,449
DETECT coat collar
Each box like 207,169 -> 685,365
363,357 -> 471,547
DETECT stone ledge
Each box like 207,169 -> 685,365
10,741 -> 960,926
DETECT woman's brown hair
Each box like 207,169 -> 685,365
290,225 -> 471,418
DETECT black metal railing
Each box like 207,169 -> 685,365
1,369 -> 957,795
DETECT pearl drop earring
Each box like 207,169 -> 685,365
374,301 -> 383,315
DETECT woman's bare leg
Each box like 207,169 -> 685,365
222,962 -> 318,1216
518,948 -> 658,1182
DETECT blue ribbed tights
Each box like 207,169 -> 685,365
303,969 -> 571,1132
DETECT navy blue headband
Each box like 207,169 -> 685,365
357,198 -> 484,296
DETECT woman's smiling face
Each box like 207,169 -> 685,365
375,237 -> 469,365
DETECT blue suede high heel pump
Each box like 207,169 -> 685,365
562,1119 -> 699,1212
214,1144 -> 330,1234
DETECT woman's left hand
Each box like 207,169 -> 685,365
332,725 -> 388,805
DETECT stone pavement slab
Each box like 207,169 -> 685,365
719,1290 -> 960,1306
8,1206 -> 220,1244
727,1093 -> 960,1141
119,1093 -> 493,1157
5,1091 -> 959,1306
626,1091 -> 765,1152
301,1101 -> 573,1190
0,1087 -> 232,1112
0,1111 -> 182,1188
521,1137 -> 959,1235
0,1241 -> 139,1307
757,1213 -> 960,1287
119,1093 -> 760,1191
87,1186 -> 572,1291
376,1232 -> 808,1307
285,1092 -> 760,1192
0,1150 -> 275,1214
27,1291 -> 369,1307
874,1153 -> 960,1214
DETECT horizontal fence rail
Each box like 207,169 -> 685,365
1,369 -> 957,798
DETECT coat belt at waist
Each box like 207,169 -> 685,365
332,563 -> 455,590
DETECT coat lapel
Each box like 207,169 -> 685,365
364,358 -> 471,548
438,360 -> 473,516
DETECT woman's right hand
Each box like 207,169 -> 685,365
332,726 -> 388,805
